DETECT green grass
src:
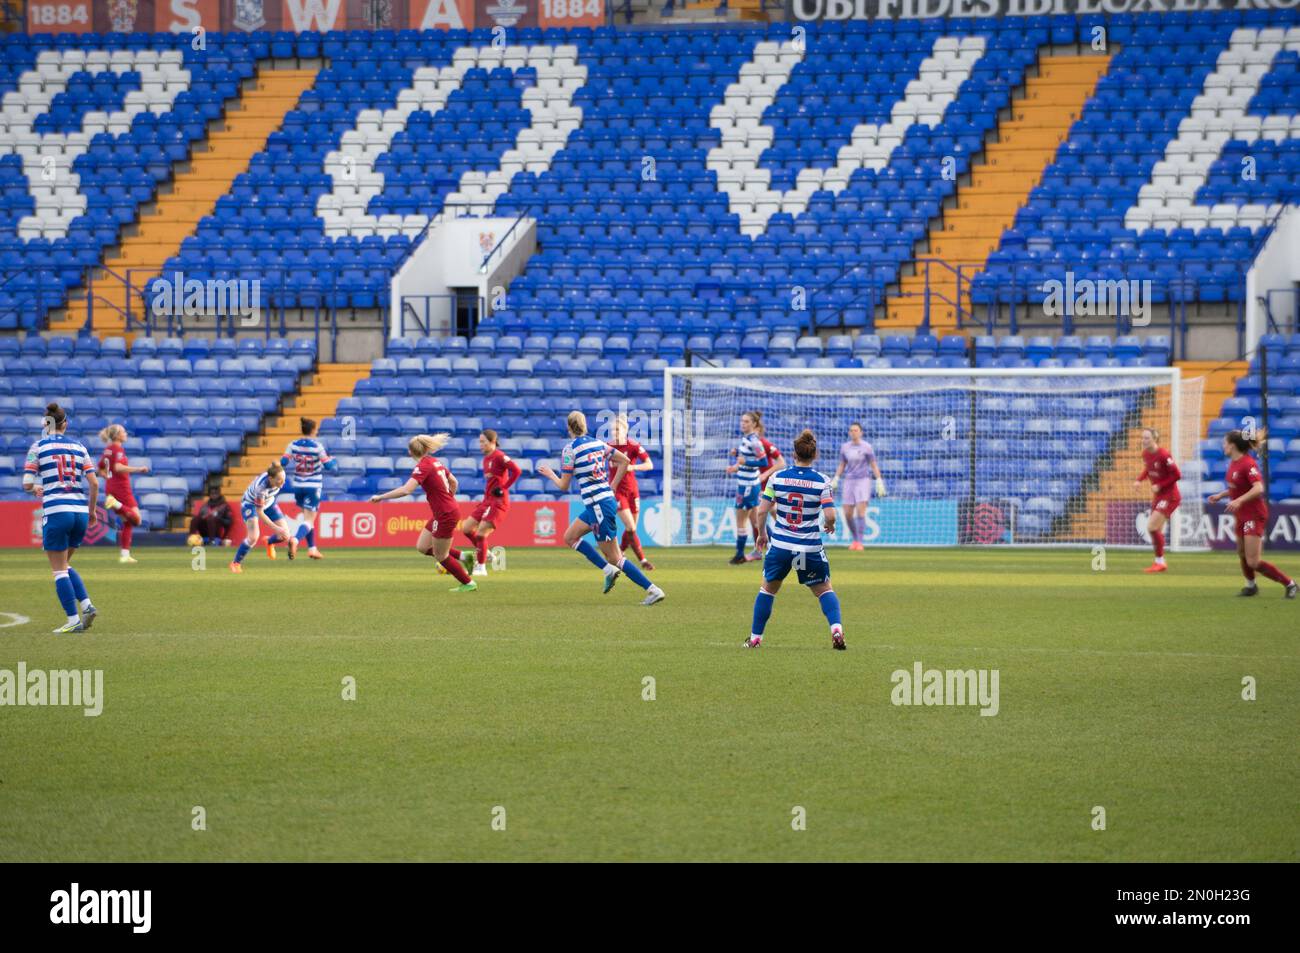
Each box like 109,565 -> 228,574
0,545 -> 1296,862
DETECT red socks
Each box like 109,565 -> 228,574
426,546 -> 462,560
120,522 -> 133,549
1240,556 -> 1256,581
1151,529 -> 1164,558
462,532 -> 488,566
621,530 -> 645,561
441,556 -> 471,583
1255,561 -> 1292,586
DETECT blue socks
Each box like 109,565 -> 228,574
296,524 -> 309,542
818,589 -> 842,628
618,558 -> 653,591
234,541 -> 251,564
294,525 -> 317,548
735,533 -> 747,558
573,538 -> 607,570
67,567 -> 88,604
751,589 -> 774,636
53,571 -> 77,618
306,528 -> 315,548
749,589 -> 841,641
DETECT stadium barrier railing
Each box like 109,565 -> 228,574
1262,287 -> 1299,337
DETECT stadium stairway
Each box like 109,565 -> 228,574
214,362 -> 370,504
1178,360 -> 1248,438
49,68 -> 318,339
1061,399 -> 1166,543
1061,360 -> 1246,541
884,52 -> 1112,333
681,0 -> 768,21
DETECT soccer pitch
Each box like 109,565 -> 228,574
0,546 -> 1295,862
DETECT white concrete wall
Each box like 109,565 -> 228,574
389,216 -> 533,338
1246,206 -> 1300,345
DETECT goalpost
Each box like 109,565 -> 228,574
660,366 -> 1208,550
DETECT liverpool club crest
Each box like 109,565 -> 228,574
534,506 -> 555,540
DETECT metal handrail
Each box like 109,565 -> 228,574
389,199 -> 499,274
479,204 -> 534,275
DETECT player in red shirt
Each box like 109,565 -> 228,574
459,428 -> 522,577
1207,428 -> 1296,599
608,415 -> 655,571
748,422 -> 786,562
369,433 -> 476,592
1133,426 -> 1181,573
97,423 -> 148,564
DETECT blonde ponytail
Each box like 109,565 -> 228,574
408,433 -> 451,458
99,423 -> 125,444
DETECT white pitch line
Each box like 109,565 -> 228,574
71,629 -> 1300,662
705,641 -> 1300,662
0,612 -> 31,628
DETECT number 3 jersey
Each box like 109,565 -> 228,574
762,465 -> 834,553
25,434 -> 95,518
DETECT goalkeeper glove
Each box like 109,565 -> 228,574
875,478 -> 887,498
830,475 -> 839,491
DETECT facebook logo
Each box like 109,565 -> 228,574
319,512 -> 343,539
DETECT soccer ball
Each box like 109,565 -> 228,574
187,534 -> 202,547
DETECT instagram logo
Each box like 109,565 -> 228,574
352,513 -> 376,539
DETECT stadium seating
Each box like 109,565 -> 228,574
0,12 -> 1295,333
1,12 -> 1297,530
1203,332 -> 1300,503
0,335 -> 313,527
976,22 -> 1300,308
0,323 -> 1181,529
1,39 -> 256,328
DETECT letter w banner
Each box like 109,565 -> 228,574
27,0 -> 604,32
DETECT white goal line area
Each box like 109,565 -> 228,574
660,366 -> 1209,552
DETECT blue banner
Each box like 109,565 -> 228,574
568,498 -> 960,547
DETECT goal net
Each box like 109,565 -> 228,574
660,367 -> 1207,550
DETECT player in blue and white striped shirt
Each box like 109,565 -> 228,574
538,410 -> 665,605
230,462 -> 296,573
745,429 -> 844,650
280,417 -> 336,560
726,410 -> 769,565
21,403 -> 100,633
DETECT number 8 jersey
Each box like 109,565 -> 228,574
762,465 -> 834,553
25,434 -> 95,519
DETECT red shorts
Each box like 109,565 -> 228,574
425,510 -> 460,539
1237,514 -> 1267,538
614,489 -> 639,516
1152,491 -> 1180,516
471,499 -> 508,526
